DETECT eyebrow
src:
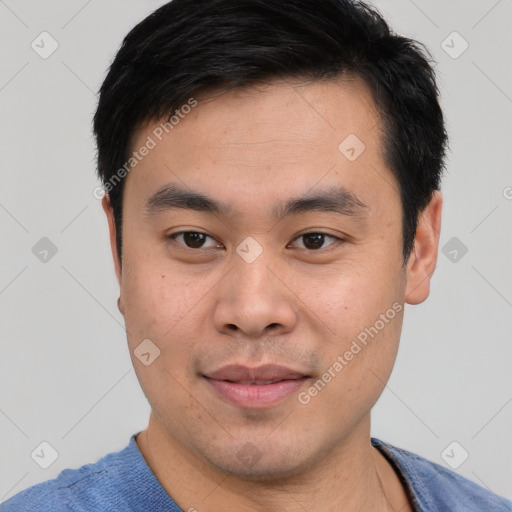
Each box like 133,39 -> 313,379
144,183 -> 368,221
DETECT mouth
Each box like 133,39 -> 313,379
202,364 -> 311,408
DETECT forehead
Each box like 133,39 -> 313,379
125,77 -> 398,218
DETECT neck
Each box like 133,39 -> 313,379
136,412 -> 395,512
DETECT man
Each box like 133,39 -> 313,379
2,0 -> 510,511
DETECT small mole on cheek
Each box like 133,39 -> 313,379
161,275 -> 165,279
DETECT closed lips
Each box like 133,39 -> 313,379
203,364 -> 309,383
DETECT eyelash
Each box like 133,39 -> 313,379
168,231 -> 345,252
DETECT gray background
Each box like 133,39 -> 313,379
1,0 -> 511,503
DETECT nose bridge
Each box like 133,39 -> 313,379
232,234 -> 275,294
213,238 -> 297,337
235,253 -> 271,297
231,243 -> 278,309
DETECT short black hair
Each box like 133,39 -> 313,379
93,0 -> 447,263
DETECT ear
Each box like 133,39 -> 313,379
405,191 -> 443,305
101,194 -> 123,289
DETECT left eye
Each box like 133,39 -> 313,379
289,232 -> 340,250
170,232 -> 220,249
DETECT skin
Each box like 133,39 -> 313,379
102,77 -> 442,511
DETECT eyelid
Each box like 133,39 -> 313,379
288,231 -> 344,250
168,231 -> 221,249
168,230 -> 346,252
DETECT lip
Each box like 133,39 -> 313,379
203,364 -> 310,408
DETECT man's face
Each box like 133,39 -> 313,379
104,78 -> 430,478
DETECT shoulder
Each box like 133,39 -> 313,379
371,438 -> 512,512
1,436 -> 142,512
1,465 -> 108,512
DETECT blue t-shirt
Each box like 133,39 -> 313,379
1,435 -> 510,511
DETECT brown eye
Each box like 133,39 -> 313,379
302,233 -> 325,250
290,232 -> 341,251
170,232 -> 219,249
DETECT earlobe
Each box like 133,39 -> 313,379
117,296 -> 125,316
405,191 -> 443,305
101,194 -> 123,287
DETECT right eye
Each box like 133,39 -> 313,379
168,231 -> 222,250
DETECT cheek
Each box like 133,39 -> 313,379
120,264 -> 203,415
295,259 -> 405,397
120,257 -> 195,350
120,254 -> 225,383
297,257 -> 404,333
299,301 -> 404,429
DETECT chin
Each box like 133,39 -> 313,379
199,439 -> 314,482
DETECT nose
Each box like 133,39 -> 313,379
212,249 -> 298,339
